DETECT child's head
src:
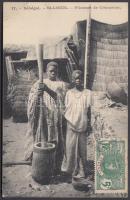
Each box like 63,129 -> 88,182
72,70 -> 83,88
46,61 -> 58,81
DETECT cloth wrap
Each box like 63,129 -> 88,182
24,79 -> 67,174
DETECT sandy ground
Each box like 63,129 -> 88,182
2,105 -> 128,198
2,118 -> 95,198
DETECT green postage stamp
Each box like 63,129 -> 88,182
95,139 -> 127,193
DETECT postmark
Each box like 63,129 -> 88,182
95,138 -> 127,193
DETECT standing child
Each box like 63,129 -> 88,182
62,70 -> 92,180
24,61 -> 68,175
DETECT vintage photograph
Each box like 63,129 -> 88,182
2,2 -> 128,198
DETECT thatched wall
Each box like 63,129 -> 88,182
72,19 -> 128,92
90,20 -> 128,92
7,60 -> 38,122
3,50 -> 27,118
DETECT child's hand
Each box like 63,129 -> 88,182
37,83 -> 47,96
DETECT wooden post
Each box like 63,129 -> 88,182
36,44 -> 44,83
36,44 -> 47,145
84,6 -> 91,89
5,56 -> 15,82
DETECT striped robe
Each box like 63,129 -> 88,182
24,79 -> 67,173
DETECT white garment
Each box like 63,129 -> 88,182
64,88 -> 92,132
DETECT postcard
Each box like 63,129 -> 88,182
2,2 -> 128,198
